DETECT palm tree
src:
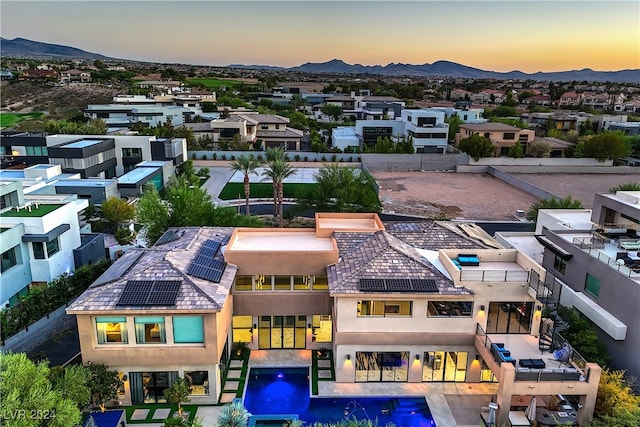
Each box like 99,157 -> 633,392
263,147 -> 288,216
262,156 -> 296,227
230,155 -> 261,216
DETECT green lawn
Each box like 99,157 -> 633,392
186,78 -> 251,91
0,204 -> 63,217
0,112 -> 45,128
218,182 -> 316,201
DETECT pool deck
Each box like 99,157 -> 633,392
246,350 -> 498,427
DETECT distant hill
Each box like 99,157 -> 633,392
284,59 -> 640,84
3,37 -> 638,83
1,37 -> 112,60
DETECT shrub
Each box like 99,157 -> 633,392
201,154 -> 207,160
213,153 -> 217,160
294,155 -> 301,161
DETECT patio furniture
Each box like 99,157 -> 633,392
519,358 -> 546,369
457,253 -> 480,266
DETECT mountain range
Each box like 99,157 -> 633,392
2,37 -> 639,83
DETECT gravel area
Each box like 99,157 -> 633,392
372,171 -> 638,220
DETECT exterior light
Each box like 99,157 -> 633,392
415,354 -> 420,360
536,305 -> 542,311
480,305 -> 485,311
475,354 -> 480,361
346,354 -> 351,361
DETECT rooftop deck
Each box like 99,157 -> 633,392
228,230 -> 334,251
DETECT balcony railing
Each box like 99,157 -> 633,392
460,269 -> 530,282
476,324 -> 590,383
580,246 -> 640,279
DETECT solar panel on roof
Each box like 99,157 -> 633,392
385,279 -> 411,291
412,279 -> 438,292
357,278 -> 439,293
358,278 -> 387,292
186,240 -> 227,283
117,280 -> 180,306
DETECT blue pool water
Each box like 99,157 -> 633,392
244,367 -> 436,427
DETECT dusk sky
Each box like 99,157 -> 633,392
1,1 -> 639,73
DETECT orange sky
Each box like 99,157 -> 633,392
2,1 -> 639,72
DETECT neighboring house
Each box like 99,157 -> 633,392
614,99 -> 640,113
0,131 -> 50,168
46,136 -> 118,179
522,95 -> 552,106
354,119 -> 405,151
450,89 -> 473,101
60,69 -> 91,84
533,191 -> 640,381
331,127 -> 360,152
0,179 -> 94,306
19,69 -> 59,81
209,114 -> 304,151
455,123 -> 535,157
0,69 -> 14,80
606,121 -> 640,136
401,109 -> 449,154
66,213 -> 602,426
581,92 -> 611,110
46,134 -> 186,177
558,92 -> 581,107
84,104 -> 192,129
530,136 -> 576,158
117,160 -> 172,198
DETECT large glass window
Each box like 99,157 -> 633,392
130,371 -> 178,404
312,276 -> 329,290
46,238 -> 60,257
235,276 -> 252,291
254,275 -> 271,291
184,371 -> 209,396
172,316 -> 204,343
355,352 -> 409,382
585,274 -> 600,298
311,314 -> 332,343
427,301 -> 473,317
553,255 -> 567,274
422,351 -> 468,382
96,317 -> 128,344
486,302 -> 533,334
122,147 -> 142,158
1,246 -> 18,273
274,275 -> 291,290
32,242 -> 46,259
135,317 -> 166,343
358,300 -> 412,317
232,315 -> 253,343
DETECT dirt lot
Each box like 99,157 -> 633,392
372,171 -> 639,220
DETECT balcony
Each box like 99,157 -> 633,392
569,225 -> 640,280
475,324 -> 591,384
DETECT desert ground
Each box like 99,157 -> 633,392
371,171 -> 638,220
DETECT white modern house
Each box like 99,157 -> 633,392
0,178 -> 89,306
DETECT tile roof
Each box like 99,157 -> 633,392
384,221 -> 485,250
67,228 -> 236,313
328,230 -> 473,296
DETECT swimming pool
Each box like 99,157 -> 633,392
244,367 -> 436,426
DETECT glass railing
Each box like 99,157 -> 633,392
581,247 -> 640,279
460,270 -> 530,282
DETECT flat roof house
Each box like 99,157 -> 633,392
536,191 -> 640,381
67,213 -> 601,425
455,123 -> 535,157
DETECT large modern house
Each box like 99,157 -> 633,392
0,169 -> 103,307
533,191 -> 640,381
67,213 -> 601,425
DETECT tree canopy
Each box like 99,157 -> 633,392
85,362 -> 123,412
588,369 -> 640,427
525,196 -> 584,221
320,104 -> 342,121
100,196 -> 135,226
0,352 -> 82,427
297,164 -> 382,213
458,134 -> 494,161
583,133 -> 631,161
